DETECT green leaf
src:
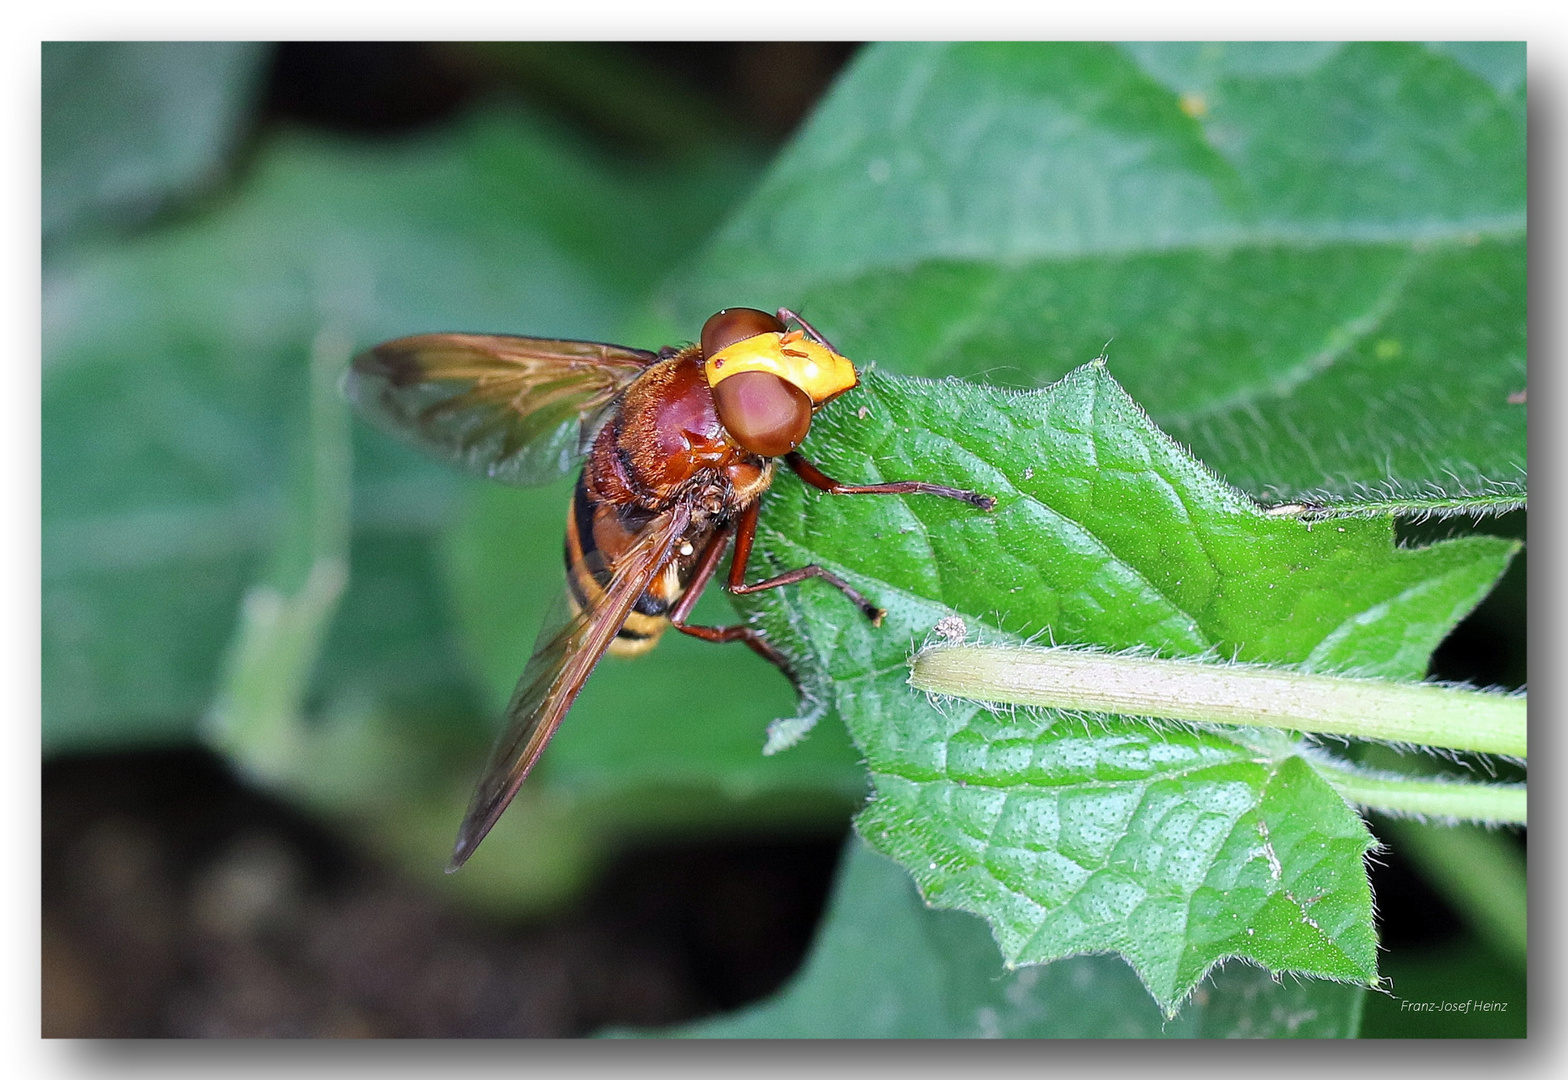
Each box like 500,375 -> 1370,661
730,363 -> 1515,1012
43,42 -> 270,244
43,108 -> 757,754
663,837 -> 1365,1038
659,41 -> 1525,509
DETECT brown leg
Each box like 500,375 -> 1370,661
666,523 -> 792,669
670,490 -> 897,670
725,499 -> 885,626
785,452 -> 997,510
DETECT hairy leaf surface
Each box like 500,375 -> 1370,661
733,363 -> 1515,1011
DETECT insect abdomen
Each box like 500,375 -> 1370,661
564,473 -> 674,656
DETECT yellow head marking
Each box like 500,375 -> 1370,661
705,330 -> 858,404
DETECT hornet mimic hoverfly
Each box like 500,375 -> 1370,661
346,308 -> 996,869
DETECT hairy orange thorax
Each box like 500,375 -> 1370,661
585,348 -> 769,514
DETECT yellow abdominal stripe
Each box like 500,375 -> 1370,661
705,331 -> 858,404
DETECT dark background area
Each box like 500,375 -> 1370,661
41,41 -> 1525,1038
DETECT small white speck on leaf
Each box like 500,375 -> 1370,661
933,615 -> 968,642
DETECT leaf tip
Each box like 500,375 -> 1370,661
762,697 -> 827,755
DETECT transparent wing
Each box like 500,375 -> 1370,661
344,333 -> 657,486
448,498 -> 695,869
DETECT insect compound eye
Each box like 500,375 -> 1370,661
701,308 -> 787,359
712,370 -> 814,457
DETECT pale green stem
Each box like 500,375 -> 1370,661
202,327 -> 354,780
1263,492 -> 1527,521
909,643 -> 1526,757
1315,760 -> 1527,825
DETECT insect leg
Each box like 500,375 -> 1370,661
667,522 -> 792,668
725,500 -> 885,626
785,451 -> 997,510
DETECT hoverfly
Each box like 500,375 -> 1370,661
346,308 -> 995,869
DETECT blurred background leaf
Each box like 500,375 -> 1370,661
658,41 -> 1525,511
43,41 -> 271,246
